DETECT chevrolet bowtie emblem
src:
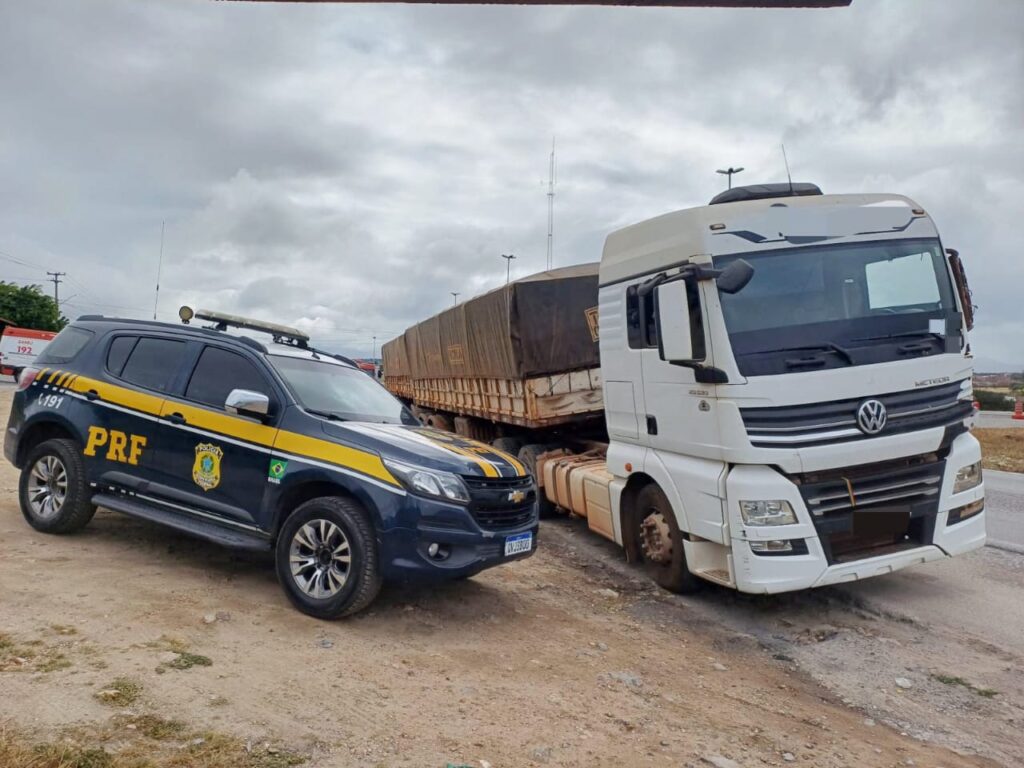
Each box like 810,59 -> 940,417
508,490 -> 526,504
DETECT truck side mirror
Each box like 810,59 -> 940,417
945,248 -> 974,331
655,281 -> 695,362
716,258 -> 754,294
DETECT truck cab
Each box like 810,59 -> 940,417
597,185 -> 984,592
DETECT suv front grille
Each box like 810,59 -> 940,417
741,380 -> 971,448
790,454 -> 945,564
463,475 -> 536,530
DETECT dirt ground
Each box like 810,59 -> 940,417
0,387 -> 1013,767
974,428 -> 1024,473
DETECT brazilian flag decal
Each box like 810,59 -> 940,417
267,458 -> 288,484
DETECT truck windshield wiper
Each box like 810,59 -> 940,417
853,330 -> 944,343
745,342 -> 856,366
305,408 -> 348,422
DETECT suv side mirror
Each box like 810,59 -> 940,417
225,388 -> 270,418
716,258 -> 754,294
655,281 -> 695,362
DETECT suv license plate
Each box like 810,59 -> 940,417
504,532 -> 532,556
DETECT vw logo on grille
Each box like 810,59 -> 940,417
856,399 -> 888,435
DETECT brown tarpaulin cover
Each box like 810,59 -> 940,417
383,263 -> 599,380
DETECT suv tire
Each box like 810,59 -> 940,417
275,496 -> 382,619
636,483 -> 702,594
19,438 -> 97,534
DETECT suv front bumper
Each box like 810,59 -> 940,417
378,493 -> 539,582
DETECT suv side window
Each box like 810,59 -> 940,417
35,326 -> 94,365
106,336 -> 138,376
119,337 -> 187,392
185,346 -> 271,410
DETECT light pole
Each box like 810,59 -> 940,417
450,292 -> 459,306
501,253 -> 516,285
716,166 -> 744,189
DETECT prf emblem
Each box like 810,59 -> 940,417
84,426 -> 146,466
192,443 -> 223,492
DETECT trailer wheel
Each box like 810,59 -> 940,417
636,483 -> 701,594
492,436 -> 525,456
518,443 -> 557,518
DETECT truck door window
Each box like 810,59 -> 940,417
118,337 -> 187,392
627,280 -> 705,358
106,336 -> 138,376
185,346 -> 271,410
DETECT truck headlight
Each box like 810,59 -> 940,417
739,500 -> 797,526
383,459 -> 470,504
958,379 -> 973,401
953,461 -> 982,494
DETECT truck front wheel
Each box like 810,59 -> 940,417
636,484 -> 701,594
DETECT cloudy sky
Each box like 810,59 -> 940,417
1,1 -> 1021,368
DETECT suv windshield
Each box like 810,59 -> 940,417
269,354 -> 413,424
716,238 -> 960,376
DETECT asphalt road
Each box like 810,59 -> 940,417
984,468 -> 1024,552
975,410 -> 1024,428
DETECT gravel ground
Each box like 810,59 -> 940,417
0,388 -> 1016,767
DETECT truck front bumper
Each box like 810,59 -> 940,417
726,431 -> 986,594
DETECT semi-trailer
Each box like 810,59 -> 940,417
383,183 -> 985,594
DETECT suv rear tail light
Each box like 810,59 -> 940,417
16,367 -> 40,392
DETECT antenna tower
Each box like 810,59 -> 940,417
546,138 -> 556,271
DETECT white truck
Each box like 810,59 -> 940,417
385,183 -> 986,594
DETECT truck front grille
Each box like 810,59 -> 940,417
789,454 -> 945,564
740,380 -> 971,448
463,475 -> 537,530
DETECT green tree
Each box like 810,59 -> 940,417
0,282 -> 67,331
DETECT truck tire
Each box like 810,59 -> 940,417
275,496 -> 383,619
636,483 -> 701,594
424,412 -> 455,433
19,438 -> 97,534
517,443 -> 557,518
492,436 -> 525,456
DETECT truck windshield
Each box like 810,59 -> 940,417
715,238 -> 960,376
269,355 -> 414,424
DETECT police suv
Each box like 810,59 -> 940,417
4,309 -> 538,618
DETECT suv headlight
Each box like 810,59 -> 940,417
740,500 -> 797,526
383,459 -> 470,504
953,461 -> 982,494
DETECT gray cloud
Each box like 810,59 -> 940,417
0,0 -> 1021,368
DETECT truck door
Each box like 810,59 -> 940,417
639,280 -> 727,542
149,344 -> 282,529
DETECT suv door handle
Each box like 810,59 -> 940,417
85,390 -> 100,401
163,412 -> 187,425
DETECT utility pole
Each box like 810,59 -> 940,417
716,166 -> 744,189
46,271 -> 66,310
501,253 -> 516,285
450,292 -> 459,306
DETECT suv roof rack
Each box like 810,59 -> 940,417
183,308 -> 310,347
709,182 -> 822,205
